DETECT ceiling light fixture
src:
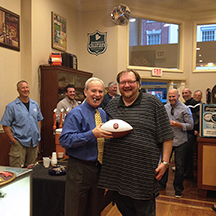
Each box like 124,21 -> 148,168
129,18 -> 136,22
111,4 -> 131,25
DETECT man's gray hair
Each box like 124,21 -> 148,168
17,80 -> 28,90
108,81 -> 117,87
194,90 -> 202,95
85,77 -> 105,91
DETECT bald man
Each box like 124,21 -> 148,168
159,89 -> 193,198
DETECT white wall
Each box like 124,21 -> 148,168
77,7 -> 124,86
31,0 -> 78,102
0,0 -> 21,130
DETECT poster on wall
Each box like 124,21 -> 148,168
52,12 -> 66,52
0,6 -> 20,51
200,103 -> 216,138
87,30 -> 107,56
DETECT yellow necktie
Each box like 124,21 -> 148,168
95,109 -> 105,164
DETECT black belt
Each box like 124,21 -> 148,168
70,156 -> 101,167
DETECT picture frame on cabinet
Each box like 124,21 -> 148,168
52,12 -> 67,52
0,6 -> 20,51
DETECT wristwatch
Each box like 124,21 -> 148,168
161,160 -> 169,168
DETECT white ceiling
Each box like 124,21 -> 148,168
62,0 -> 216,13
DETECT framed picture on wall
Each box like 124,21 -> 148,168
0,7 -> 20,51
52,12 -> 67,52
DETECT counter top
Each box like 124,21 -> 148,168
0,166 -> 32,187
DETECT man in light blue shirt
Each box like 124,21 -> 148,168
159,89 -> 193,198
0,80 -> 43,168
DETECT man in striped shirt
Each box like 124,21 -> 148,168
98,69 -> 174,216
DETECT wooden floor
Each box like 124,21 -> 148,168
102,201 -> 216,216
101,161 -> 216,216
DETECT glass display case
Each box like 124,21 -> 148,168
58,72 -> 87,102
0,166 -> 32,216
40,65 -> 92,157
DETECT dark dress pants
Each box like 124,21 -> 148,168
184,133 -> 196,178
114,191 -> 155,216
159,142 -> 187,193
65,157 -> 104,216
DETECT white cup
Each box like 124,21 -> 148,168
58,152 -> 64,159
43,157 -> 51,168
51,152 -> 57,165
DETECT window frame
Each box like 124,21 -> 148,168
193,21 -> 216,72
127,16 -> 183,73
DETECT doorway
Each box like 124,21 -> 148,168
141,78 -> 186,104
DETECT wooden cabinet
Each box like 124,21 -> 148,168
197,137 -> 216,197
0,132 -> 10,166
40,65 -> 92,157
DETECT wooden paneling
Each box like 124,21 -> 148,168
0,132 -> 10,166
197,137 -> 216,197
202,145 -> 216,186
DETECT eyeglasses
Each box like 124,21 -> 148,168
171,107 -> 174,115
119,80 -> 137,85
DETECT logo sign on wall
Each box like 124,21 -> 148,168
87,30 -> 107,56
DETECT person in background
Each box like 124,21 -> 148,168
0,80 -> 43,168
56,84 -> 78,123
182,87 -> 200,179
99,81 -> 120,108
140,87 -> 146,93
159,89 -> 193,198
98,69 -> 174,216
59,77 -> 113,216
193,90 -> 203,103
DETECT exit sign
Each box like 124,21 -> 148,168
152,68 -> 162,77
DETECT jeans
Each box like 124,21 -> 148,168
159,142 -> 187,193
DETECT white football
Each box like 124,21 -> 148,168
101,119 -> 133,138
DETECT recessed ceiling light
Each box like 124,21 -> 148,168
129,18 -> 136,22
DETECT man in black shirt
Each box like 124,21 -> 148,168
193,90 -> 203,104
99,81 -> 120,108
182,87 -> 200,179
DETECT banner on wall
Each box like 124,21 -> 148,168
87,30 -> 107,56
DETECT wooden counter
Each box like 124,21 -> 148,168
197,137 -> 216,197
